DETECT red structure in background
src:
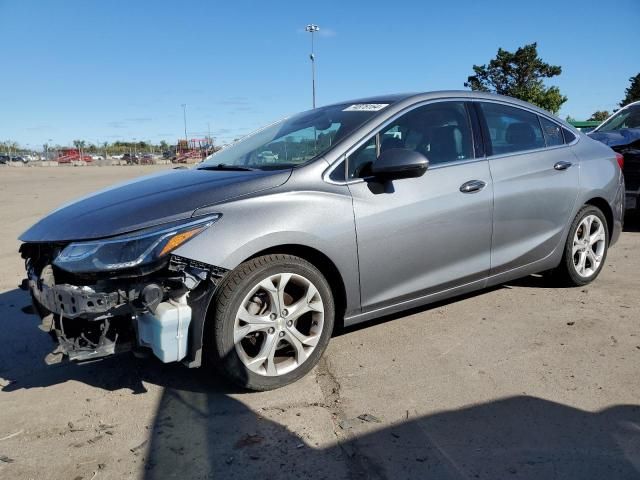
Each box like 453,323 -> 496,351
57,148 -> 92,164
175,139 -> 215,163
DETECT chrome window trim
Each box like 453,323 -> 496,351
322,97 -> 478,185
322,96 -> 580,185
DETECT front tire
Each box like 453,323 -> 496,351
210,254 -> 334,391
554,205 -> 609,286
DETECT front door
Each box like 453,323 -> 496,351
348,101 -> 493,312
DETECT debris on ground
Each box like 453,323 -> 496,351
130,440 -> 148,455
338,419 -> 359,430
357,413 -> 381,423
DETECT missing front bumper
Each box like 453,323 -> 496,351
25,256 -> 225,366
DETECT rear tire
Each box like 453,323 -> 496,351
553,205 -> 609,286
209,254 -> 334,391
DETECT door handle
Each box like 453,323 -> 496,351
554,161 -> 573,171
459,180 -> 486,193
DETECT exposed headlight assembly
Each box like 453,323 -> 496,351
54,215 -> 220,273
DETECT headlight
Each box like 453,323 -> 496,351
53,215 -> 220,273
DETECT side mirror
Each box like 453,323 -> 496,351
371,148 -> 429,180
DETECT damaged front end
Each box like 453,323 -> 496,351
19,215 -> 226,367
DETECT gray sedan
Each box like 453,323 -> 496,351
19,91 -> 624,390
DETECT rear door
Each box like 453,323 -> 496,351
476,101 -> 580,275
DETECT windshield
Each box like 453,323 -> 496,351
596,104 -> 640,132
199,102 -> 391,170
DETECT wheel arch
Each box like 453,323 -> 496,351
584,197 -> 614,240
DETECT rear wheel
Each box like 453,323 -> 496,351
553,205 -> 609,286
210,254 -> 334,391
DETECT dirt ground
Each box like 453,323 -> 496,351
1,166 -> 639,480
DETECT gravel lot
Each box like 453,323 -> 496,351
1,166 -> 639,480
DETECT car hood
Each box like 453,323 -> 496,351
20,168 -> 292,242
588,128 -> 640,148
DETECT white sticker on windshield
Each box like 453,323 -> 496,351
343,103 -> 389,112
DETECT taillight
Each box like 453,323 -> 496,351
615,152 -> 624,169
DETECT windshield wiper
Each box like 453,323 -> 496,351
197,163 -> 256,171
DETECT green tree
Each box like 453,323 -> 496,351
588,111 -> 610,122
465,42 -> 567,114
620,73 -> 640,107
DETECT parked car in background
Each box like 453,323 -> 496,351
588,101 -> 640,210
122,153 -> 139,164
0,155 -> 10,164
140,153 -> 155,165
19,91 -> 624,391
11,156 -> 28,163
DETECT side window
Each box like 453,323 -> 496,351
539,116 -> 564,147
347,101 -> 474,178
479,102 -> 545,155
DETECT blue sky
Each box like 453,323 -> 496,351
1,0 -> 638,148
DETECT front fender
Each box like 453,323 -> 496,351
172,188 -> 361,316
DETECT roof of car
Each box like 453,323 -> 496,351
325,90 -> 573,128
327,90 -> 549,110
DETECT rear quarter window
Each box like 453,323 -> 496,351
562,128 -> 576,143
539,117 -> 564,146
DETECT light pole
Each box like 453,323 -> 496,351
305,24 -> 320,108
181,104 -> 188,148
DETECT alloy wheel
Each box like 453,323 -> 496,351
572,214 -> 606,278
233,272 -> 325,376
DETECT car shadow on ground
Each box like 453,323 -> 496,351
2,286 -> 640,478
141,391 -> 640,479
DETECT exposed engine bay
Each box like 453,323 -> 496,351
20,242 -> 227,366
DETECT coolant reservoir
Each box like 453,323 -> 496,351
137,295 -> 192,363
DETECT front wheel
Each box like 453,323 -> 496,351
553,205 -> 609,286
210,254 -> 334,391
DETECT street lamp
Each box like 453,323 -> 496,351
305,24 -> 320,108
181,104 -> 188,147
